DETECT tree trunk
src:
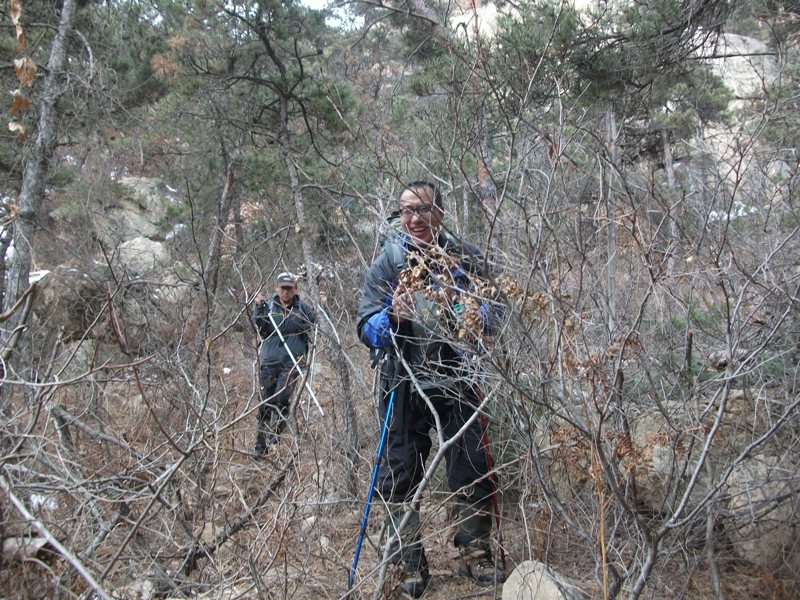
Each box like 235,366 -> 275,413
661,128 -> 678,277
475,109 -> 502,254
4,0 -> 78,339
182,142 -> 243,386
271,53 -> 360,498
202,141 -> 243,298
604,105 -> 618,334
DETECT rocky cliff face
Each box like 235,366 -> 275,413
711,33 -> 778,102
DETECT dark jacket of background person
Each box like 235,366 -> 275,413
254,295 -> 316,367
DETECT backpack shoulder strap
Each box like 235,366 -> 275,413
383,237 -> 406,275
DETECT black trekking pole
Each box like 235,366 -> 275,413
348,385 -> 397,590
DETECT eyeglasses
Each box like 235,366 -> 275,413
399,204 -> 435,219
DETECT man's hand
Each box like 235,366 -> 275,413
254,291 -> 266,306
391,285 -> 415,323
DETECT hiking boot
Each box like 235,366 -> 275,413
457,542 -> 506,585
453,496 -> 505,585
399,565 -> 430,598
254,429 -> 280,454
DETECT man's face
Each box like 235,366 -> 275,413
398,186 -> 442,246
276,283 -> 297,305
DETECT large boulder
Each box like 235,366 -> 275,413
34,265 -> 109,342
624,390 -> 778,514
95,176 -> 172,247
726,454 -> 800,573
627,403 -> 694,513
32,256 -> 196,357
710,34 -> 778,102
118,237 -> 170,275
536,418 -> 592,502
502,560 -> 589,600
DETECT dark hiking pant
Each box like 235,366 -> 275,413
256,362 -> 298,450
376,378 -> 495,508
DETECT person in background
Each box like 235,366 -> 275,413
356,182 -> 505,597
252,272 -> 316,455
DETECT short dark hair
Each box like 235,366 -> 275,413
403,181 -> 442,209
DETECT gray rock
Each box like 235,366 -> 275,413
625,390 -> 777,514
502,560 -> 589,600
710,34 -> 778,101
627,404 -> 692,513
34,265 -> 109,341
118,237 -> 170,275
726,454 -> 800,572
111,579 -> 155,600
96,176 -> 171,246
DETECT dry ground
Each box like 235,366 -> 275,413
3,346 -> 795,600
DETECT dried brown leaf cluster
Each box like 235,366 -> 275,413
551,426 -> 589,461
577,334 -> 642,373
609,430 -> 646,477
496,272 -> 549,315
9,0 -> 25,49
561,334 -> 643,382
396,247 -> 532,345
553,427 -> 658,482
8,0 -> 34,141
398,248 -> 484,342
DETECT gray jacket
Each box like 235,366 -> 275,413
356,232 -> 489,386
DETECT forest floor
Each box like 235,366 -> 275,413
203,442 -> 790,600
143,343 -> 795,600
7,333 -> 793,600
212,445 -> 529,600
191,353 -> 796,600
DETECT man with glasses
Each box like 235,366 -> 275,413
356,182 -> 505,597
252,272 -> 316,455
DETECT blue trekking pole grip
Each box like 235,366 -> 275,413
348,386 -> 397,589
